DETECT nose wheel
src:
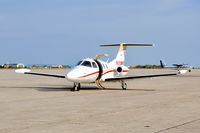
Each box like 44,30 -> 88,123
71,83 -> 81,91
121,81 -> 127,90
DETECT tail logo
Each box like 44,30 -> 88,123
116,61 -> 124,65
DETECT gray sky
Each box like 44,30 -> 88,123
0,0 -> 200,66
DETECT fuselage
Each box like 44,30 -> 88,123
66,58 -> 129,83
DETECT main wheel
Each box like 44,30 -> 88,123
122,81 -> 127,90
77,83 -> 81,91
71,87 -> 75,91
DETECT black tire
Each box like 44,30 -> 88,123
71,87 -> 75,91
122,82 -> 127,90
77,83 -> 81,91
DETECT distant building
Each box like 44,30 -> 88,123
50,65 -> 63,69
2,63 -> 24,68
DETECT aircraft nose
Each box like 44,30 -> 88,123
66,70 -> 78,82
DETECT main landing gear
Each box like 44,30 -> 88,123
71,82 -> 127,91
121,81 -> 127,90
71,83 -> 81,91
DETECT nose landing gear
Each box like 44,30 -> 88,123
121,81 -> 127,90
71,83 -> 81,91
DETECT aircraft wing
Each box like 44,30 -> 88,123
173,64 -> 184,67
24,72 -> 65,78
15,69 -> 66,78
104,73 -> 177,82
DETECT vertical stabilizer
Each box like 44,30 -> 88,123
160,60 -> 166,68
115,43 -> 126,66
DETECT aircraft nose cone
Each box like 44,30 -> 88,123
66,70 -> 78,82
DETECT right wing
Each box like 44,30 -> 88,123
15,69 -> 66,78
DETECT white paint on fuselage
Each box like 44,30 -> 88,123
66,58 -> 129,83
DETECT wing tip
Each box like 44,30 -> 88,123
15,69 -> 31,74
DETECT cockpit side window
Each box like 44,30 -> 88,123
81,61 -> 92,67
92,62 -> 97,68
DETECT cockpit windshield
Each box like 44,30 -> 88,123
81,61 -> 92,67
76,60 -> 83,66
76,60 -> 97,68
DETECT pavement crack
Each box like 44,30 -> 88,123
154,118 -> 200,133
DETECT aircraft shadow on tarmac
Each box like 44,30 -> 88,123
33,86 -> 156,92
0,85 -> 155,92
176,75 -> 200,78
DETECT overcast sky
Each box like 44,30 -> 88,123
0,0 -> 200,66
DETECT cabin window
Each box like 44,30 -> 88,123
102,63 -> 105,69
92,62 -> 97,68
81,61 -> 92,67
105,64 -> 108,69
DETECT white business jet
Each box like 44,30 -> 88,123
16,43 -> 183,91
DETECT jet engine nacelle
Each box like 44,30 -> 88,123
114,66 -> 129,76
117,66 -> 123,73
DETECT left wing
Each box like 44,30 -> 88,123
104,73 -> 177,82
15,69 -> 65,78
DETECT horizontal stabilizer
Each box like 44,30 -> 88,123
100,43 -> 155,47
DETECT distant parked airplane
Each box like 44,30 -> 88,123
160,60 -> 192,73
15,43 -> 187,91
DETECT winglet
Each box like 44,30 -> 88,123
15,69 -> 31,74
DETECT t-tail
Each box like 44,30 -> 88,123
100,43 -> 154,66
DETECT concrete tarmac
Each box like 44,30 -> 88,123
0,69 -> 200,133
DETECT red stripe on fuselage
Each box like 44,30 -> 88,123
79,71 -> 99,78
79,69 -> 129,78
103,70 -> 114,75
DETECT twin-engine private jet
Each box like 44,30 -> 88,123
16,43 -> 186,91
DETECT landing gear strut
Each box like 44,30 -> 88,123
121,81 -> 127,90
71,83 -> 81,91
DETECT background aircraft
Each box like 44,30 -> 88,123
16,43 -> 186,91
160,60 -> 192,72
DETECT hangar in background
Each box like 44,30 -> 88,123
2,63 -> 24,68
